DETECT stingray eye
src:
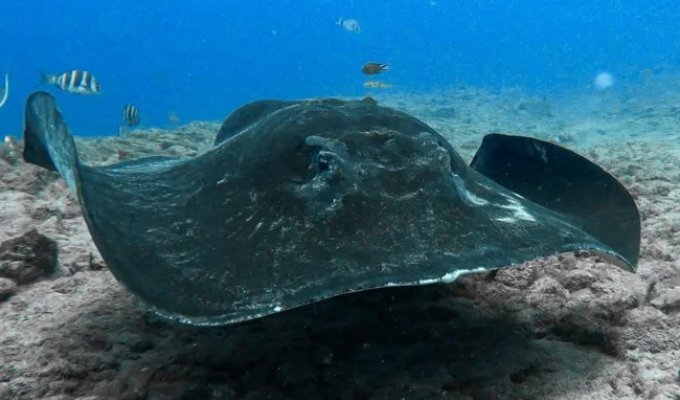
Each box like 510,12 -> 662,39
315,150 -> 332,171
286,141 -> 322,183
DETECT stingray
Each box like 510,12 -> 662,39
22,92 -> 640,326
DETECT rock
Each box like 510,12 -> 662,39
494,265 -> 539,289
0,277 -> 17,301
650,287 -> 680,312
550,314 -> 620,356
562,270 -> 597,292
0,229 -> 58,284
530,276 -> 568,297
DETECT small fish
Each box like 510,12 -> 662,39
3,135 -> 19,152
362,63 -> 389,75
2,135 -> 21,162
45,70 -> 101,95
168,111 -> 180,125
363,80 -> 392,89
336,18 -> 361,33
0,73 -> 8,108
122,104 -> 140,127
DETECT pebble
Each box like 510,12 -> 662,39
650,287 -> 680,312
0,277 -> 17,301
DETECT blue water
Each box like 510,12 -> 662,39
1,0 -> 678,136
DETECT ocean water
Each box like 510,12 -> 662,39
0,0 -> 678,136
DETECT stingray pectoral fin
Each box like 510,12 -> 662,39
214,100 -> 297,146
470,133 -> 641,271
23,92 -> 79,189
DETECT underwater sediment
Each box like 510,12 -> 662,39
0,86 -> 679,399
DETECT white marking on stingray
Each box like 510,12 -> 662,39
452,173 -> 489,206
439,267 -> 489,283
0,73 -> 8,108
417,266 -> 488,285
495,194 -> 536,223
383,267 -> 490,287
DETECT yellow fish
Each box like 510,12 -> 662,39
362,63 -> 389,75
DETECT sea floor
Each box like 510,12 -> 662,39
0,80 -> 679,399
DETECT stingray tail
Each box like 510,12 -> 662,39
23,91 -> 80,190
470,133 -> 641,270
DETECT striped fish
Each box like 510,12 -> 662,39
45,70 -> 101,95
122,104 -> 140,127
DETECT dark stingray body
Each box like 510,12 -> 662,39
23,92 -> 639,325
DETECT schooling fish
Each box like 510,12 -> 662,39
45,70 -> 101,95
362,63 -> 389,75
122,104 -> 140,127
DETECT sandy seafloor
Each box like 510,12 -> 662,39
0,75 -> 679,400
